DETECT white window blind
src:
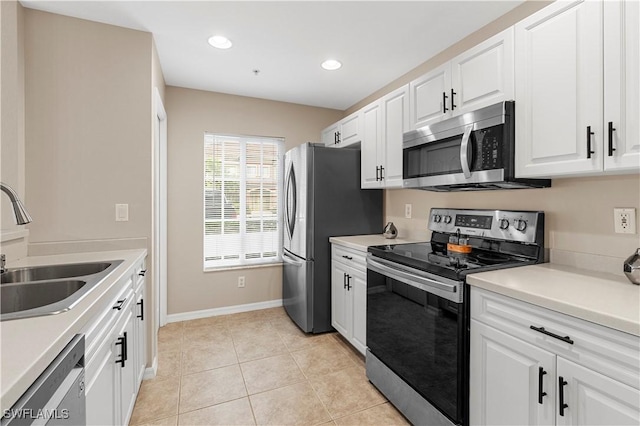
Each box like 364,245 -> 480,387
204,134 -> 284,269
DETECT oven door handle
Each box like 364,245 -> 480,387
460,125 -> 473,179
367,256 -> 461,301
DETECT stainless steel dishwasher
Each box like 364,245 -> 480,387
2,334 -> 85,426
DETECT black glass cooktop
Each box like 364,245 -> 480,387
368,242 -> 533,281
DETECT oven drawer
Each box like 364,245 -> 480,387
331,244 -> 367,273
471,287 -> 640,390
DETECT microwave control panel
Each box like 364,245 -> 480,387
474,126 -> 503,170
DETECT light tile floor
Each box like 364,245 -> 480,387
130,307 -> 409,426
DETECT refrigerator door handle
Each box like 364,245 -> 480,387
285,165 -> 297,238
282,250 -> 304,267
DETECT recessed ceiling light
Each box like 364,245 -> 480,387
208,35 -> 232,49
321,59 -> 342,71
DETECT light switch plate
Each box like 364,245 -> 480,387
614,208 -> 636,234
115,204 -> 129,222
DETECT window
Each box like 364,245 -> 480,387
204,134 -> 284,269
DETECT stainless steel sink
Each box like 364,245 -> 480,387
0,260 -> 124,321
2,280 -> 87,314
0,262 -> 112,284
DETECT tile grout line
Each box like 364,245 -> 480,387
227,319 -> 259,426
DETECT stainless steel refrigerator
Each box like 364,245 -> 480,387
282,143 -> 382,333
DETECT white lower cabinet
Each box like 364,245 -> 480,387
470,287 -> 640,426
330,243 -> 367,355
85,257 -> 147,426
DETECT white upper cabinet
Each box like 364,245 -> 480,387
603,0 -> 640,172
322,110 -> 362,148
381,86 -> 409,188
410,28 -> 514,130
321,122 -> 339,146
410,63 -> 451,129
361,85 -> 408,189
515,0 -> 639,178
361,101 -> 382,188
450,27 -> 515,116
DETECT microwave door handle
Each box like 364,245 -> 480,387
460,125 -> 473,178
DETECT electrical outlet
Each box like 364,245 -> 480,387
405,204 -> 412,219
614,208 -> 636,234
238,276 -> 246,288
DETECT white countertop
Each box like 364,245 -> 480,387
329,234 -> 425,252
0,249 -> 147,411
467,263 -> 640,336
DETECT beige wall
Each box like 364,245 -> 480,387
23,9 -> 158,364
386,175 -> 640,262
165,86 -> 342,315
24,9 -> 153,246
1,1 -> 28,260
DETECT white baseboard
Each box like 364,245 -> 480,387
166,299 -> 283,323
143,355 -> 158,380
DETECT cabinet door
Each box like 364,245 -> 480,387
470,320 -> 555,426
604,0 -> 640,172
381,85 -> 409,188
134,285 -> 146,387
556,357 -> 640,426
86,335 -> 117,426
339,111 -> 361,147
515,0 -> 603,178
361,100 -> 382,189
117,310 -> 137,426
331,260 -> 351,337
322,123 -> 339,146
350,270 -> 367,355
451,27 -> 514,115
410,62 -> 451,129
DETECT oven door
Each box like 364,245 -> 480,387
366,255 -> 467,425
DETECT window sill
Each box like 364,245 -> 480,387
204,261 -> 283,273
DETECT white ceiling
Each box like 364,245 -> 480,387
20,1 -> 524,110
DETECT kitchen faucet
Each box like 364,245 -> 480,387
1,182 -> 32,273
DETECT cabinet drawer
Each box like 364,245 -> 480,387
84,280 -> 133,364
471,287 -> 640,390
332,244 -> 367,272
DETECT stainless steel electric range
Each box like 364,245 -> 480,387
365,208 -> 545,426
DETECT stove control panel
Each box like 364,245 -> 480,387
429,208 -> 543,244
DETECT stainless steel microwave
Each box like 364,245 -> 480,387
402,101 -> 551,191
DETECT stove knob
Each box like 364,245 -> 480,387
515,219 -> 527,232
499,218 -> 510,230
433,214 -> 442,223
443,215 -> 452,224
